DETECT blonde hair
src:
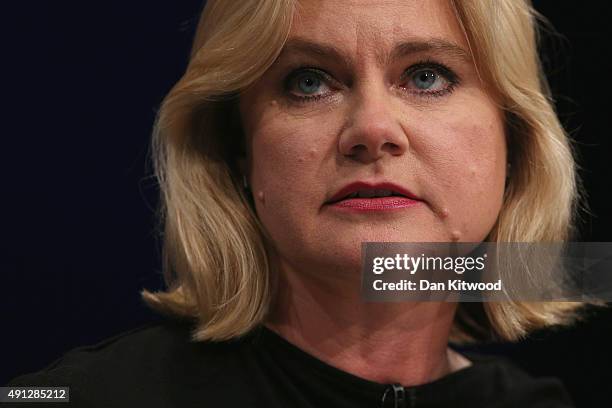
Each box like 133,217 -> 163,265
142,0 -> 585,342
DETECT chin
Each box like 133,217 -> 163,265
328,225 -> 444,244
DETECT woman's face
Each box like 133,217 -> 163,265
239,0 -> 507,276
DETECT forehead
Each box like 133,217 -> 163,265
289,0 -> 469,64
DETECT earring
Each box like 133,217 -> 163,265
242,174 -> 249,191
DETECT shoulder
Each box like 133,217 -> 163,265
6,318 -> 239,407
461,352 -> 575,408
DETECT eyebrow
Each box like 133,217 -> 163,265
279,37 -> 472,66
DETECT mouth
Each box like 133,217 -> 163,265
325,181 -> 421,206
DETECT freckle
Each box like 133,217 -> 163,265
257,190 -> 265,204
450,230 -> 461,241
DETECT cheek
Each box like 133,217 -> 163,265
242,88 -> 507,252
247,112 -> 334,231
414,109 -> 507,241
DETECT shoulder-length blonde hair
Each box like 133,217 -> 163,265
141,0 -> 585,342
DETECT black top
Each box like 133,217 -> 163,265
6,318 -> 574,407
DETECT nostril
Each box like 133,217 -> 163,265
382,141 -> 403,154
346,144 -> 367,157
339,119 -> 409,161
348,140 -> 405,160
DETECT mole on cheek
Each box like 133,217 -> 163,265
439,207 -> 450,219
450,230 -> 461,241
257,190 -> 265,204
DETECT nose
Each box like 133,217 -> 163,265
338,84 -> 409,163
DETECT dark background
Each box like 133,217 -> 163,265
2,1 -> 611,407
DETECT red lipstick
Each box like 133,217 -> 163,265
325,181 -> 422,212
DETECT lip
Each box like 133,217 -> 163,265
324,181 -> 423,212
326,181 -> 421,204
327,196 -> 421,211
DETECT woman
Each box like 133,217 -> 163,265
7,0 -> 582,406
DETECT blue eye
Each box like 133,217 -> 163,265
412,70 -> 438,90
285,68 -> 333,101
283,61 -> 459,104
296,73 -> 321,94
402,62 -> 458,96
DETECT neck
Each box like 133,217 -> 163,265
264,258 -> 466,386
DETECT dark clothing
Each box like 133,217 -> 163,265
6,318 -> 574,407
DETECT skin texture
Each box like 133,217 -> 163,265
239,0 -> 506,386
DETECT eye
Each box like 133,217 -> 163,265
412,70 -> 441,90
400,62 -> 459,97
284,68 -> 333,101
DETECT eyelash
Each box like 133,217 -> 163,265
283,60 -> 460,104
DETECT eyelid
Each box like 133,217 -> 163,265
401,60 -> 460,84
396,60 -> 461,99
282,60 -> 460,103
284,67 -> 334,91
